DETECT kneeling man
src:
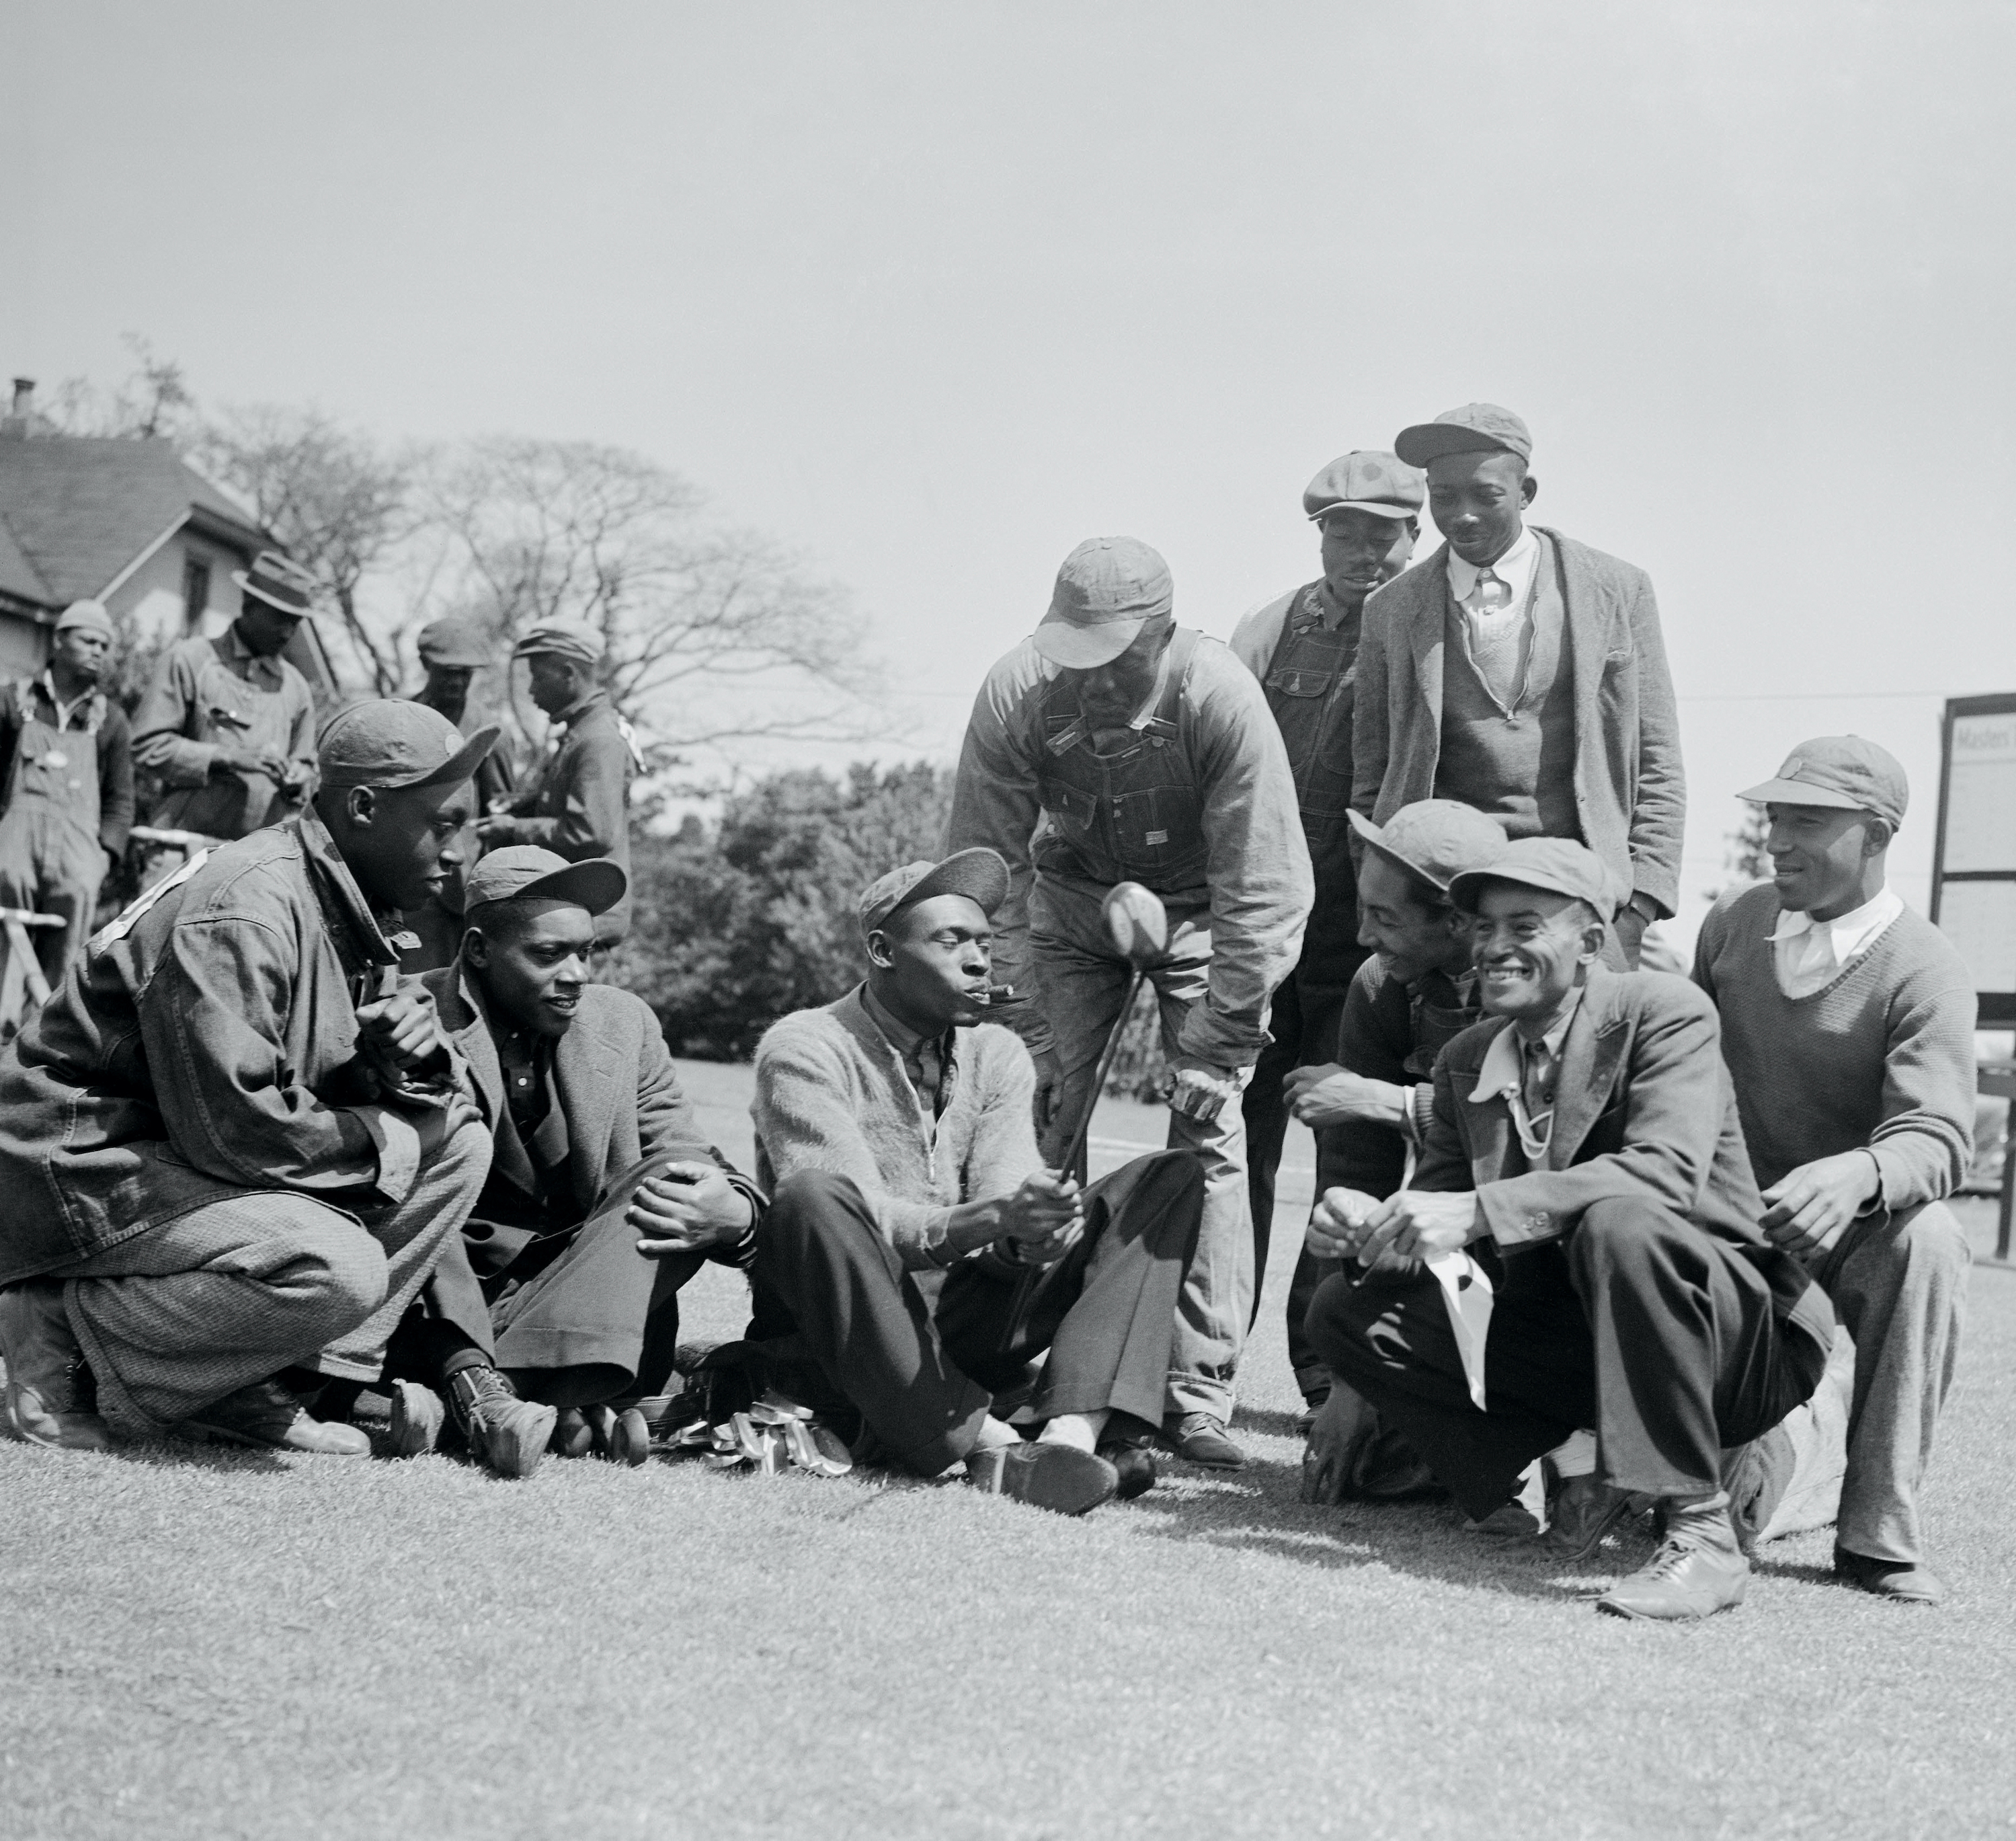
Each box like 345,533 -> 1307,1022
750,849 -> 1206,1516
0,702 -> 495,1454
1697,739 -> 1973,1603
382,847 -> 766,1475
1304,838 -> 1835,1620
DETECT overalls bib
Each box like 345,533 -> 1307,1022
1033,627 -> 1207,890
0,680 -> 108,978
154,637 -> 302,838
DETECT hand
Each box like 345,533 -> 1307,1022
1759,1151 -> 1878,1255
630,1161 -> 755,1256
1299,1385 -> 1384,1505
1285,1063 -> 1408,1130
414,1091 -> 484,1159
354,986 -> 448,1075
212,746 -> 289,781
1359,1189 -> 1480,1265
1305,1186 -> 1384,1263
1167,1060 -> 1239,1126
1613,896 -> 1655,969
1031,1048 -> 1067,1136
473,814 -> 522,843
997,1169 -> 1084,1264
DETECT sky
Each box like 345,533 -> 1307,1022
5,1 -> 2013,948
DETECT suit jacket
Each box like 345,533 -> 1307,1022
1416,968 -> 1832,1354
1350,528 -> 1685,916
423,958 -> 760,1270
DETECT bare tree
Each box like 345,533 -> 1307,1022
44,334 -> 196,440
191,407 -> 417,695
1705,806 -> 1771,903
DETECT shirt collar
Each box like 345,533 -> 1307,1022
860,981 -> 929,1060
1767,886 -> 1902,957
1447,523 -> 1537,601
552,688 -> 606,728
1469,992 -> 1582,1104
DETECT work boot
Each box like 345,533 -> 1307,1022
1597,1495 -> 1749,1621
180,1380 -> 372,1455
0,1281 -> 110,1452
1540,1473 -> 1639,1563
386,1380 -> 446,1458
1165,1411 -> 1246,1470
446,1365 -> 557,1479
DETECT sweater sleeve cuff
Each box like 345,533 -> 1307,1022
1402,1083 -> 1435,1150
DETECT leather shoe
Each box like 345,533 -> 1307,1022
1598,1500 -> 1748,1620
1541,1473 -> 1638,1562
180,1380 -> 371,1455
1465,1501 -> 1541,1538
966,1441 -> 1119,1516
0,1280 -> 110,1452
1834,1546 -> 1947,1605
1096,1411 -> 1158,1500
1165,1411 -> 1246,1469
446,1365 -> 557,1479
386,1380 -> 444,1458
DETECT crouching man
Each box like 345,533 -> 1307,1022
0,702 -> 497,1455
748,849 -> 1206,1516
378,847 -> 766,1477
1304,838 -> 1836,1620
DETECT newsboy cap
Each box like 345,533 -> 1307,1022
858,848 -> 1011,939
1394,403 -> 1534,468
511,619 -> 605,666
317,699 -> 501,792
1303,451 -> 1425,524
416,616 -> 493,669
1738,736 -> 1908,830
464,845 -> 627,918
1449,836 -> 1619,920
1348,799 -> 1508,896
54,598 -> 114,639
1031,537 -> 1174,670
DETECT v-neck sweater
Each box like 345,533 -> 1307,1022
1693,883 -> 1976,1210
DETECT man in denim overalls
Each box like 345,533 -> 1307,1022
0,599 -> 136,985
1229,451 -> 1423,1422
946,537 -> 1312,1467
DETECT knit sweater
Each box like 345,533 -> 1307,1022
751,985 -> 1043,1270
1693,882 -> 1976,1210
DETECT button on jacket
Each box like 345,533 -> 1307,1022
0,811 -> 437,1284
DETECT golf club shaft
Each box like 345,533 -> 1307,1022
1056,967 -> 1145,1183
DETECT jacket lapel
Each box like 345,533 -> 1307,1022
1406,542 -> 1449,726
1549,526 -> 1605,776
555,1013 -> 620,1212
1454,1019 -> 1517,1186
439,959 -> 508,1128
1547,969 -> 1630,1169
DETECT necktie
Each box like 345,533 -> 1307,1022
1470,567 -> 1512,615
1518,1038 -> 1557,1159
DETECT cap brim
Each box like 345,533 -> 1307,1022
1447,865 -> 1613,917
885,847 -> 1011,925
1348,808 -> 1456,894
1393,424 -> 1524,469
1029,615 -> 1152,670
476,857 -> 629,918
399,725 -> 503,791
1308,500 -> 1421,524
419,649 -> 491,669
230,572 -> 312,619
1736,777 -> 1865,812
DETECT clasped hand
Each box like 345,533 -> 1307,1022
354,987 -> 450,1082
1283,1062 -> 1405,1130
998,1169 -> 1084,1266
1759,1150 -> 1878,1255
1167,1060 -> 1239,1125
630,1161 -> 754,1257
1305,1184 -> 1478,1268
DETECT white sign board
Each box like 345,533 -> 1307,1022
1941,713 -> 2016,875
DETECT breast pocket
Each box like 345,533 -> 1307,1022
1041,779 -> 1100,841
1264,666 -> 1338,703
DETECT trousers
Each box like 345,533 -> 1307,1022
1806,1200 -> 1969,1565
1305,1199 -> 1830,1518
51,1117 -> 490,1434
750,1150 -> 1205,1475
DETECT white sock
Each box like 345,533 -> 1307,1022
1546,1429 -> 1597,1477
1037,1409 -> 1110,1453
970,1417 -> 1021,1453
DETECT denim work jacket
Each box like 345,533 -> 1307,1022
0,812 -> 435,1283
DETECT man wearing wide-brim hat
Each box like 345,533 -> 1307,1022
0,599 -> 136,986
0,700 -> 497,1458
1302,836 -> 1836,1621
474,618 -> 639,949
944,536 -> 1312,1468
132,549 -> 321,842
1349,404 -> 1685,970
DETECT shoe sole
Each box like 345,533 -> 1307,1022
387,1382 -> 444,1458
177,1419 -> 371,1456
992,1444 -> 1119,1516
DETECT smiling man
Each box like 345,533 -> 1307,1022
1230,453 -> 1424,1361
0,700 -> 496,1456
1301,838 -> 1835,1620
372,846 -> 765,1477
944,537 -> 1311,1468
1350,405 -> 1684,968
1695,738 -> 1974,1603
749,850 -> 1206,1515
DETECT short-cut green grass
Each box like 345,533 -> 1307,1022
4,1060 -> 2011,1841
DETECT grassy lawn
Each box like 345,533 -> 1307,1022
3,1057 -> 2013,1840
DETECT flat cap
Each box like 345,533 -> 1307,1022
1303,451 -> 1424,524
1449,836 -> 1619,919
859,848 -> 1010,938
318,698 -> 501,793
1031,537 -> 1174,670
1739,736 -> 1907,829
1348,799 -> 1508,894
465,845 -> 627,917
54,598 -> 114,639
416,616 -> 493,669
233,550 -> 318,619
1394,403 -> 1533,469
512,619 -> 604,666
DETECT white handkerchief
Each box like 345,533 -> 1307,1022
1428,1249 -> 1495,1411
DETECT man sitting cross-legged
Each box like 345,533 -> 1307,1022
1697,738 -> 1974,1604
376,847 -> 766,1477
1303,838 -> 1837,1620
0,701 -> 496,1456
748,849 -> 1207,1516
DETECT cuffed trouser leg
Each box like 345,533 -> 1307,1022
311,1116 -> 493,1383
750,1171 -> 992,1475
1810,1201 -> 1970,1565
383,1230 -> 497,1384
53,1196 -> 390,1436
1242,972 -> 1300,1313
936,1150 -> 1205,1428
1305,1247 -> 1593,1520
490,1152 -> 711,1407
1568,1199 -> 1825,1500
1287,1249 -> 1340,1398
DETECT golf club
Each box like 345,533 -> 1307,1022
1055,880 -> 1170,1182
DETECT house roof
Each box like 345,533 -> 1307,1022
0,434 -> 270,611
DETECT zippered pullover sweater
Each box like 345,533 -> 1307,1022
1693,883 -> 1976,1210
752,987 -> 1042,1271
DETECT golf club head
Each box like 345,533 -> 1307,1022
1102,881 -> 1169,970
